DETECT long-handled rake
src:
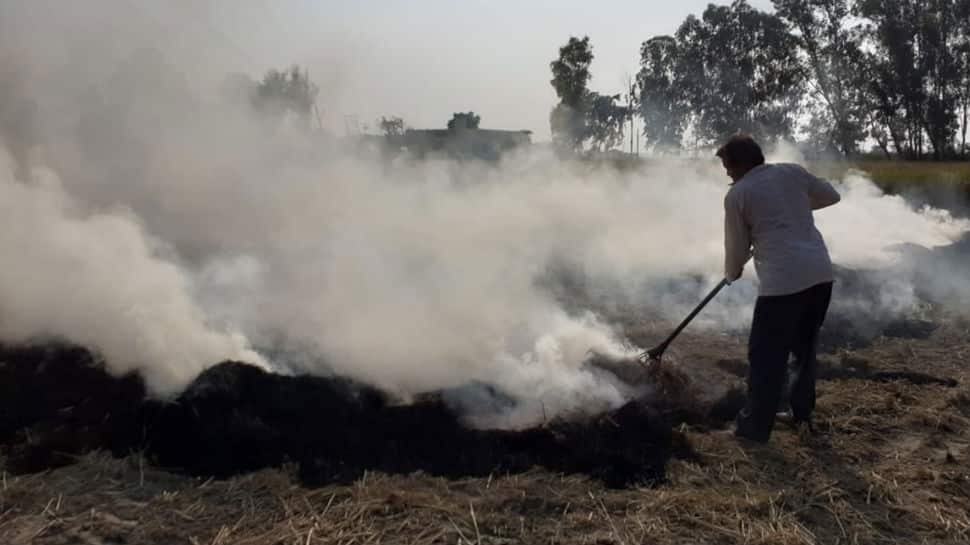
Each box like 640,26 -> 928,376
639,278 -> 729,367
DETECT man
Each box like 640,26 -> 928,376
718,134 -> 841,443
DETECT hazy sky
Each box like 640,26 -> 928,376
189,1 -> 775,140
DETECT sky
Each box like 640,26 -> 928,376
192,0 -> 775,140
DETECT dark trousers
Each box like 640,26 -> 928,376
735,281 -> 833,441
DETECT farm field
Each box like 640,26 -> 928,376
3,314 -> 969,545
814,161 -> 970,205
4,2 -> 970,544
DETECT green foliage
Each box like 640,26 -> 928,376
585,93 -> 628,152
549,37 -> 630,152
635,1 -> 803,151
252,66 -> 319,127
851,0 -> 967,158
815,160 -> 970,205
957,0 -> 970,156
549,103 -> 586,151
549,36 -> 594,151
379,116 -> 405,137
637,36 -> 690,153
773,0 -> 869,155
630,0 -> 970,158
447,112 -> 481,130
550,36 -> 593,108
683,1 -> 804,145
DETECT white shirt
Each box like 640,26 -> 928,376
724,163 -> 841,296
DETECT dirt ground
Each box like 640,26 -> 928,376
3,317 -> 969,545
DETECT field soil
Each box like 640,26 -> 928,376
3,315 -> 969,545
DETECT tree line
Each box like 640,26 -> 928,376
551,0 -> 970,159
226,68 -> 484,139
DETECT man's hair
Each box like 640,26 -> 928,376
715,134 -> 765,168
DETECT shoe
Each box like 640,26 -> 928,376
776,411 -> 812,430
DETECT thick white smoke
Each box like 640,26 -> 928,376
0,150 -> 265,396
1,1 -> 968,422
821,171 -> 970,267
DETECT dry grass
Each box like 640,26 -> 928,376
3,322 -> 970,544
813,161 -> 970,203
854,161 -> 970,186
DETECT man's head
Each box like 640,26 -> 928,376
716,134 -> 765,182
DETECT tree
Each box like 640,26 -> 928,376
379,116 -> 405,137
923,1 -> 964,158
550,36 -> 594,151
676,1 -> 805,147
634,2 -> 803,153
773,0 -> 869,155
447,112 -> 481,130
630,0 -> 967,158
549,36 -> 631,153
856,0 -> 965,159
637,35 -> 691,152
252,65 -> 319,127
957,0 -> 970,156
550,36 -> 594,109
586,93 -> 628,151
549,103 -> 585,151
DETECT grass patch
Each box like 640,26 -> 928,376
813,161 -> 970,205
849,160 -> 970,185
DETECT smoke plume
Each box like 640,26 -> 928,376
1,1 -> 968,424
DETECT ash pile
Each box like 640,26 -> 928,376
0,343 -> 740,489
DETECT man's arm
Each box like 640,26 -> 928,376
724,191 -> 751,282
805,171 -> 841,210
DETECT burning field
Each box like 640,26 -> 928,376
2,309 -> 970,544
4,212 -> 970,545
0,341 -> 689,489
4,234 -> 970,544
4,3 -> 970,542
1,156 -> 970,542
